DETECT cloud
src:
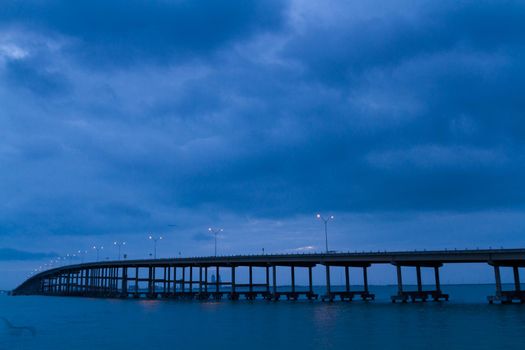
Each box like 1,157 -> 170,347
367,145 -> 508,170
0,0 -> 524,251
0,0 -> 288,66
0,248 -> 58,261
3,59 -> 70,96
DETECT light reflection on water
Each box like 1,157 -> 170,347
1,285 -> 525,350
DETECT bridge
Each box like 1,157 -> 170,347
12,248 -> 525,304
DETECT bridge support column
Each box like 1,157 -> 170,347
115,268 -> 118,292
147,266 -> 154,298
416,266 -> 422,293
110,268 -> 114,292
434,266 -> 441,293
134,267 -> 139,297
95,269 -> 99,292
272,265 -> 278,300
162,267 -> 167,295
66,272 -> 71,295
495,265 -> 502,297
110,268 -> 114,293
102,268 -> 106,292
215,266 -> 221,300
74,271 -> 79,293
265,266 -> 270,294
308,266 -> 314,299
323,265 -> 332,302
363,266 -> 369,293
98,269 -> 102,292
167,266 -> 171,294
513,266 -> 521,292
291,266 -> 295,293
102,267 -> 111,295
198,266 -> 203,294
84,269 -> 89,294
230,266 -> 237,300
107,268 -> 111,293
248,266 -> 254,299
345,266 -> 350,293
173,266 -> 180,297
181,267 -> 186,293
102,268 -> 106,291
489,265 -> 525,304
108,268 -> 113,294
85,272 -> 89,294
122,267 -> 128,297
396,265 -> 403,295
204,267 -> 208,293
151,266 -> 156,298
189,266 -> 193,296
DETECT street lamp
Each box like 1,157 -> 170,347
316,213 -> 334,253
208,227 -> 223,257
113,241 -> 126,260
93,245 -> 104,262
149,235 -> 163,259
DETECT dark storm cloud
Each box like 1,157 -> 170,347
0,0 -> 287,65
0,0 -> 524,244
0,248 -> 57,261
3,59 -> 70,96
284,1 -> 525,85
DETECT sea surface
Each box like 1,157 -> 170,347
1,284 -> 525,350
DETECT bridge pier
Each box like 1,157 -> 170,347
121,267 -> 128,297
323,265 -> 332,301
147,266 -> 154,298
307,266 -> 316,300
204,267 -> 208,295
271,265 -> 277,300
391,264 -> 448,303
267,265 -> 315,301
488,264 -> 525,304
162,267 -> 167,296
229,266 -> 238,300
198,267 -> 202,294
196,265 -> 210,300
214,266 -> 222,300
167,266 -> 171,295
324,265 -> 374,301
181,266 -> 186,293
190,266 -> 194,295
266,266 -> 270,295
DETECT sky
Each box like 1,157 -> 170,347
1,0 -> 525,288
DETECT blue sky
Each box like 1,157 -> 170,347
1,0 -> 525,288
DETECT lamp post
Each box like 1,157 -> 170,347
208,227 -> 223,257
113,241 -> 126,260
66,253 -> 77,264
316,213 -> 334,253
93,245 -> 104,262
78,250 -> 87,263
149,235 -> 163,259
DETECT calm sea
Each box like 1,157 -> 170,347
1,284 -> 524,350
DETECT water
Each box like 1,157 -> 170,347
1,285 -> 525,350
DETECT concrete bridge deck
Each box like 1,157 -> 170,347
12,248 -> 525,304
